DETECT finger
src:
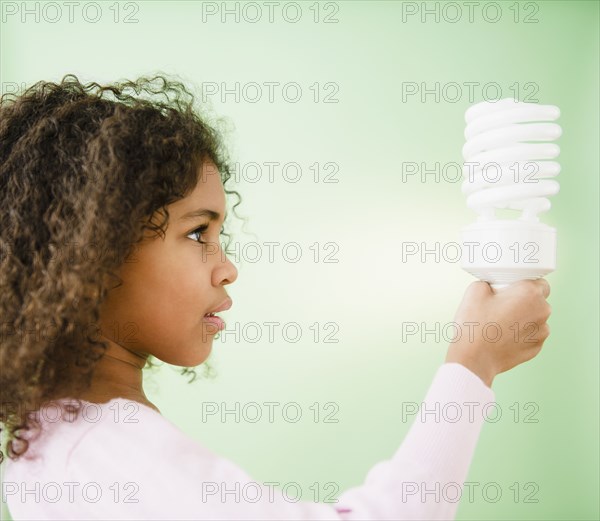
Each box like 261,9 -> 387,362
535,278 -> 551,298
522,344 -> 543,363
467,280 -> 494,297
543,302 -> 552,321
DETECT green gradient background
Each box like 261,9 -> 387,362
1,1 -> 598,519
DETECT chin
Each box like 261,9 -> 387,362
155,339 -> 213,368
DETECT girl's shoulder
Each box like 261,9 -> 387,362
4,398 -> 237,520
7,396 -> 214,470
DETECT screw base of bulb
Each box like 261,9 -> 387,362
459,219 -> 556,286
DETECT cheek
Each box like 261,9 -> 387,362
100,251 -> 213,363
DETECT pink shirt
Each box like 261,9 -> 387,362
4,363 -> 495,520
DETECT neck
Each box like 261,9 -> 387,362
53,335 -> 161,414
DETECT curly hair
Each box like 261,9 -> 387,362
0,73 -> 244,463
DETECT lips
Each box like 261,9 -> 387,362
202,314 -> 225,331
203,298 -> 231,333
205,297 -> 232,316
204,297 -> 233,317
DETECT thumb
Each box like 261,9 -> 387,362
465,280 -> 493,299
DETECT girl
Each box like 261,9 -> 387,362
0,74 -> 552,520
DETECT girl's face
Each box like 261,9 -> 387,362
98,159 -> 238,367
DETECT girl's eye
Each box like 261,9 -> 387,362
187,224 -> 209,244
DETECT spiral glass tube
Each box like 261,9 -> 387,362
459,98 -> 561,289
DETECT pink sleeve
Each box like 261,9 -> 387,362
333,362 -> 495,520
60,362 -> 494,520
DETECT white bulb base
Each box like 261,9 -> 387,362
460,219 -> 556,287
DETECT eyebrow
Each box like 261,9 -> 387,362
179,208 -> 225,222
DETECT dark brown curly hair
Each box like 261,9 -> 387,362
0,73 -> 244,463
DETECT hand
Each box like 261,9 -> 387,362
445,279 -> 552,388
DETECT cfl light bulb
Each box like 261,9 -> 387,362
459,97 -> 561,290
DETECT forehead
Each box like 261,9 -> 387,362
176,159 -> 225,216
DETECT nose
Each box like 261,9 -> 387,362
220,254 -> 238,285
210,241 -> 237,285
